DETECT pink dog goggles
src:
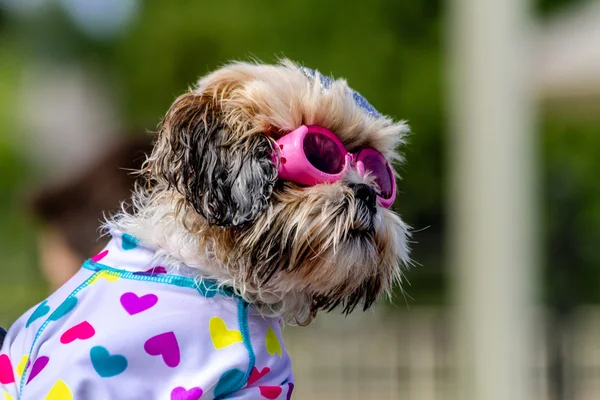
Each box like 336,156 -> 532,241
275,125 -> 396,208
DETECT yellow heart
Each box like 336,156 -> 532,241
16,355 -> 28,378
45,380 -> 72,400
209,317 -> 243,349
265,327 -> 282,358
89,271 -> 120,286
3,390 -> 14,400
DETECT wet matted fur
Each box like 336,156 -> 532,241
108,60 -> 411,325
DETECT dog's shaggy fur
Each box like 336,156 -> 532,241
108,60 -> 410,325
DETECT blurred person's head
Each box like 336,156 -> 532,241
30,136 -> 152,290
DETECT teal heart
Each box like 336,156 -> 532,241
121,234 -> 139,250
90,346 -> 128,378
26,300 -> 50,328
214,368 -> 245,399
48,296 -> 78,321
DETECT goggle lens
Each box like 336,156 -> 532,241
358,150 -> 394,200
303,131 -> 345,174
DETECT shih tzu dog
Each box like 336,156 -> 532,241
0,60 -> 410,400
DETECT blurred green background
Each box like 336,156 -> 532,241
0,0 -> 599,330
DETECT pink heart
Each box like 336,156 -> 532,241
247,366 -> 271,386
120,292 -> 158,315
287,383 -> 294,400
91,250 -> 109,262
0,354 -> 15,384
26,356 -> 49,384
144,332 -> 180,368
60,321 -> 95,344
170,386 -> 203,400
259,386 -> 282,399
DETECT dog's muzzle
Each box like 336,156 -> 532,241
349,183 -> 378,232
350,183 -> 377,215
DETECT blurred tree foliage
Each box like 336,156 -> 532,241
0,11 -> 46,325
0,0 -> 597,326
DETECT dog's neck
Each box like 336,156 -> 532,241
105,191 -> 312,323
106,195 -> 229,282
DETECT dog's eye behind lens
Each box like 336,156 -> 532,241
361,154 -> 393,199
303,132 -> 344,174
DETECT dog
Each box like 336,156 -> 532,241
0,60 -> 410,399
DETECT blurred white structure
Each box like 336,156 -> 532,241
535,1 -> 600,101
446,0 -> 600,399
286,307 -> 600,400
448,0 -> 537,400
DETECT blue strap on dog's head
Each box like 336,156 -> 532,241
299,66 -> 383,118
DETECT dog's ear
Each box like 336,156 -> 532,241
149,93 -> 278,227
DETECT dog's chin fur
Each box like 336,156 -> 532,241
106,60 -> 411,326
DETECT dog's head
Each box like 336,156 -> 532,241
142,60 -> 410,324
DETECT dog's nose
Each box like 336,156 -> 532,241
350,183 -> 377,213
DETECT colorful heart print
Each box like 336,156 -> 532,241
259,386 -> 283,399
170,386 -> 203,400
26,356 -> 49,384
45,380 -> 72,400
214,369 -> 245,399
48,297 -> 77,321
0,354 -> 15,384
16,356 -> 28,379
144,332 -> 180,368
121,234 -> 139,250
90,346 -> 128,378
26,301 -> 50,328
265,328 -> 282,358
247,366 -> 271,386
91,250 -> 109,263
209,317 -> 243,349
60,321 -> 95,344
287,383 -> 294,400
120,292 -> 158,315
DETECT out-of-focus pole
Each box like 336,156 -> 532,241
447,0 -> 538,399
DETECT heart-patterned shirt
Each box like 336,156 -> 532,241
0,231 -> 294,400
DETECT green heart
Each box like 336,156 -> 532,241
26,300 -> 51,328
90,346 -> 128,378
48,297 -> 78,321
